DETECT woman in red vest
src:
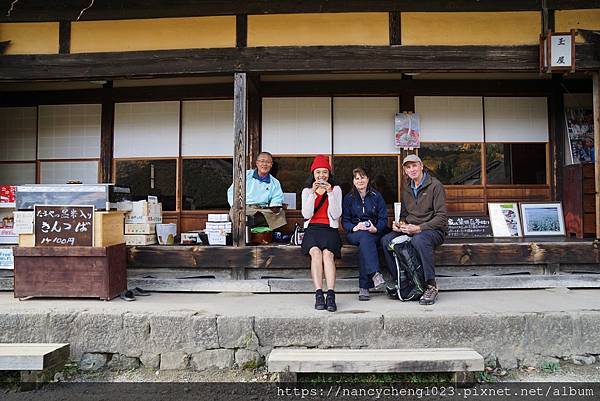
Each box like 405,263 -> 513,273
301,155 -> 343,312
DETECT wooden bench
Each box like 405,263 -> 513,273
268,347 -> 484,383
0,343 -> 70,384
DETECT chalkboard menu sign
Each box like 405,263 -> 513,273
34,205 -> 94,246
447,215 -> 493,238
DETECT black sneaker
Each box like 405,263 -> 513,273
326,292 -> 337,312
358,288 -> 370,301
419,285 -> 438,305
315,292 -> 326,310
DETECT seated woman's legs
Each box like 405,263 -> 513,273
309,247 -> 324,289
322,249 -> 336,290
348,231 -> 380,290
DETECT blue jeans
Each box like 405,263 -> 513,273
347,230 -> 385,289
380,229 -> 445,284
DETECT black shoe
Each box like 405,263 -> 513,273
132,287 -> 150,296
385,284 -> 398,299
119,290 -> 136,302
315,292 -> 326,310
358,288 -> 370,301
419,285 -> 438,305
326,292 -> 337,312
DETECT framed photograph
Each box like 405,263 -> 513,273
520,202 -> 565,236
488,202 -> 522,237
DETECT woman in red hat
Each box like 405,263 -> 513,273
301,155 -> 343,312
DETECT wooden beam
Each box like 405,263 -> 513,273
247,73 -> 261,169
232,73 -> 247,248
58,21 -> 70,54
4,45 -> 596,81
594,71 -> 600,239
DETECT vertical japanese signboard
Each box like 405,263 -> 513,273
34,205 -> 94,246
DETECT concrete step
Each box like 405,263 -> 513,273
268,347 -> 484,373
0,343 -> 69,371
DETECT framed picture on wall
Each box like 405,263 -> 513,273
519,202 -> 565,236
488,202 -> 522,237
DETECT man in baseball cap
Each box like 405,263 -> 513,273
381,154 -> 447,305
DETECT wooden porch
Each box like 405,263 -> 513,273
122,238 -> 600,292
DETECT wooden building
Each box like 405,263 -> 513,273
1,1 -> 600,287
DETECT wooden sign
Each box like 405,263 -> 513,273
447,215 -> 493,238
34,205 -> 94,247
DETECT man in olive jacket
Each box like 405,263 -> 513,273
381,154 -> 447,305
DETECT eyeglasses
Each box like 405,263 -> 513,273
256,159 -> 273,165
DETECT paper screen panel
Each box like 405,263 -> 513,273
262,97 -> 332,155
38,104 -> 101,159
114,101 -> 180,157
415,96 -> 483,142
333,97 -> 398,154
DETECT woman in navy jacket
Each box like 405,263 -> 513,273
342,167 -> 389,301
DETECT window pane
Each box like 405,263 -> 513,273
0,163 -> 36,185
182,158 -> 232,210
271,157 -> 313,208
0,107 -> 37,161
486,143 -> 546,184
115,159 -> 177,211
40,161 -> 98,184
333,156 -> 399,205
419,143 -> 481,185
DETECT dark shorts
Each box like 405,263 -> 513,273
301,224 -> 342,259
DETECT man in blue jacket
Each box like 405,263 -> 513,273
227,152 -> 286,230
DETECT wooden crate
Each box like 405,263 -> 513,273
563,163 -> 596,238
94,211 -> 125,247
13,244 -> 127,300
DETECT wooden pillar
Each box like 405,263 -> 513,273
247,73 -> 261,169
593,72 -> 600,239
99,81 -> 114,183
232,73 -> 248,248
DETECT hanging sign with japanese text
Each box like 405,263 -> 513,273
34,205 -> 94,247
540,30 -> 576,73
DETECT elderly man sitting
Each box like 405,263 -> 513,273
227,151 -> 287,230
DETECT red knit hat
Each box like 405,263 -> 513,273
310,155 -> 331,172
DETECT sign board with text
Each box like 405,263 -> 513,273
34,205 -> 94,247
447,215 -> 493,238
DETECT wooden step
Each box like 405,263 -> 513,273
0,343 -> 69,371
268,347 -> 484,374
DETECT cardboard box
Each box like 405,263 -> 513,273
205,222 -> 232,233
125,223 -> 156,234
125,234 -> 157,245
181,232 -> 201,245
125,200 -> 162,224
125,215 -> 163,224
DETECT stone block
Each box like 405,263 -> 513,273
191,349 -> 234,371
254,318 -> 324,347
72,312 -> 123,356
323,315 -> 383,347
79,353 -> 107,371
120,313 -> 150,357
149,313 -> 218,353
160,351 -> 189,370
140,353 -> 160,369
217,316 -> 258,350
570,355 -> 596,365
0,312 -> 48,343
235,349 -> 262,369
107,354 -> 140,370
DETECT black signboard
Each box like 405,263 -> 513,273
447,215 -> 493,238
34,205 -> 94,246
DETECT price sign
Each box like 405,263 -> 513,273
447,215 -> 493,238
34,205 -> 94,247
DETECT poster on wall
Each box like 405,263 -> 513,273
520,202 -> 565,236
565,108 -> 594,164
394,112 -> 420,148
488,202 -> 522,237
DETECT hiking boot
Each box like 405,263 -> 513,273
315,292 -> 326,310
372,272 -> 385,289
326,292 -> 337,312
419,285 -> 438,305
385,284 -> 398,299
358,288 -> 370,301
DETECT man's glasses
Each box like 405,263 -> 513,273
256,159 -> 273,165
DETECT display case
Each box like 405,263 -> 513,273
16,184 -> 130,211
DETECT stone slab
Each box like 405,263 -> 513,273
0,343 -> 69,370
268,348 -> 484,373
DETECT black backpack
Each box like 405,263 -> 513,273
388,238 -> 426,301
